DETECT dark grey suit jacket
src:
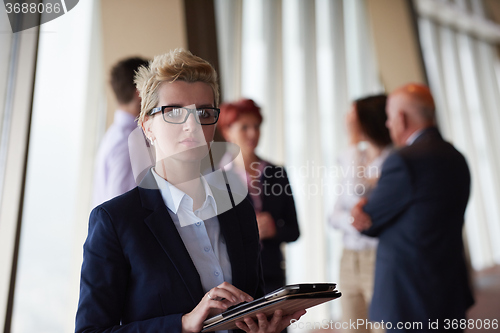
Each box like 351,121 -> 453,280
363,127 -> 474,331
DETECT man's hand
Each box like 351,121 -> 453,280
351,198 -> 372,231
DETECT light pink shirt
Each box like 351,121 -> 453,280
92,110 -> 138,207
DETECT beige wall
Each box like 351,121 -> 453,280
366,0 -> 426,92
484,0 -> 500,58
485,0 -> 500,24
101,0 -> 187,126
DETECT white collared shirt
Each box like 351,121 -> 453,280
406,129 -> 425,146
151,168 -> 233,295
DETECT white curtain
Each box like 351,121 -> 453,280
215,0 -> 382,324
415,0 -> 500,270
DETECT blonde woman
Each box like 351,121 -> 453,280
76,49 -> 305,333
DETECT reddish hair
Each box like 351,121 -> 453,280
218,99 -> 263,133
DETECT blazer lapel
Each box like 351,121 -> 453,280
138,172 -> 205,305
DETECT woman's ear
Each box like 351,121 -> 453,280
142,116 -> 155,143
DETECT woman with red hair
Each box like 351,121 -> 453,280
218,99 -> 300,296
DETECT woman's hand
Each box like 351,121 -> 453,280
256,212 -> 277,240
235,309 -> 307,333
181,282 -> 254,333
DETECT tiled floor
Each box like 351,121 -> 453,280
309,266 -> 500,333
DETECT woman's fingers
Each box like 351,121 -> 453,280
256,313 -> 269,330
281,309 -> 307,329
182,282 -> 258,333
235,321 -> 250,332
269,310 -> 283,329
206,299 -> 228,311
244,316 -> 259,331
207,287 -> 238,303
215,282 -> 253,303
236,310 -> 286,333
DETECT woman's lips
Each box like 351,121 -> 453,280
179,138 -> 201,147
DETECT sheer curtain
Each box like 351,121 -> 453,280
415,0 -> 500,270
215,0 -> 382,323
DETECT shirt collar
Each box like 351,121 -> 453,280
114,109 -> 137,128
406,129 -> 425,146
151,167 -> 217,215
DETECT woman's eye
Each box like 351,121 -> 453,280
197,110 -> 210,118
167,108 -> 183,118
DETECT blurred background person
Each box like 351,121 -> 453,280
329,95 -> 392,333
77,50 -> 305,333
92,56 -> 149,207
218,99 -> 300,295
352,84 -> 474,332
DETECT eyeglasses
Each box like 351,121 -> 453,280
149,106 -> 220,125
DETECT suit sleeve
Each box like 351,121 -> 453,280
75,207 -> 183,333
362,152 -> 413,237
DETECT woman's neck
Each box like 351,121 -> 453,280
155,158 -> 206,210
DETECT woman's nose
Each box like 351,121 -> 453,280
248,126 -> 259,138
183,111 -> 201,131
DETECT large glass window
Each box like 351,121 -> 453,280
415,0 -> 500,269
9,1 -> 104,332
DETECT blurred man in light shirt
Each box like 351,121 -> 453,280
92,57 -> 149,206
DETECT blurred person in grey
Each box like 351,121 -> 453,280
329,94 -> 392,333
92,57 -> 149,206
352,84 -> 473,332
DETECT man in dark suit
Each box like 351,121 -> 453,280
351,84 -> 474,332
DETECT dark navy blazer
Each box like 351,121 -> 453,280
363,127 -> 474,331
75,171 -> 264,333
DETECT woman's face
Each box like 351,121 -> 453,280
143,81 -> 216,163
224,113 -> 261,155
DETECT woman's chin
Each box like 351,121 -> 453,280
173,145 -> 210,163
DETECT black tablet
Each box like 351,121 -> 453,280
202,283 -> 341,332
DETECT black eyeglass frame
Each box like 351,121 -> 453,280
148,106 -> 220,125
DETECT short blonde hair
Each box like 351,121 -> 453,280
135,49 -> 219,127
